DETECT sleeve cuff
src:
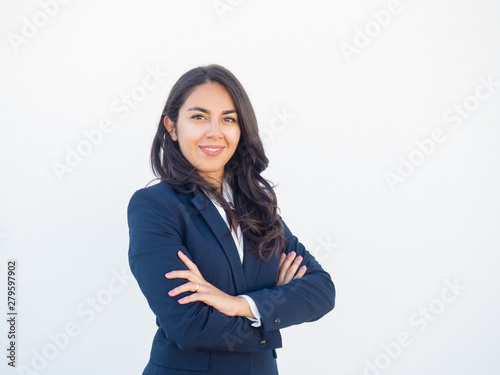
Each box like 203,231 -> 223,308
239,294 -> 262,327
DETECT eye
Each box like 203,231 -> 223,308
191,114 -> 206,120
223,117 -> 237,123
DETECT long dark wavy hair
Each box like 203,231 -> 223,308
150,64 -> 284,261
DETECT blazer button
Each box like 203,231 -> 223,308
259,339 -> 267,347
274,317 -> 281,326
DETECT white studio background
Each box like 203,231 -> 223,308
1,1 -> 499,374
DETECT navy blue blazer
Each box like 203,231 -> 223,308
128,181 -> 335,375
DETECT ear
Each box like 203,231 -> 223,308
163,116 -> 178,141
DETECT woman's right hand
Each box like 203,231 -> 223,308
275,251 -> 307,286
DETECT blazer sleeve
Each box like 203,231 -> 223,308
244,217 -> 336,332
127,187 -> 281,353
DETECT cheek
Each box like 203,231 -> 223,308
231,128 -> 241,148
177,128 -> 200,152
177,137 -> 199,163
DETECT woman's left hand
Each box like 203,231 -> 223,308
275,251 -> 307,286
165,251 -> 253,318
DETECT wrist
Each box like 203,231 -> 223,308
233,296 -> 254,318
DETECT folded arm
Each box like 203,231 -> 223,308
128,187 -> 280,352
128,186 -> 335,351
244,218 -> 336,331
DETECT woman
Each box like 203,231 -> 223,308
128,64 -> 335,375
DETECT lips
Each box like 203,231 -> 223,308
200,146 -> 225,156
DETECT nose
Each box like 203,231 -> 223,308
206,118 -> 223,139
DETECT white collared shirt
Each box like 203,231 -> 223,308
203,180 -> 262,327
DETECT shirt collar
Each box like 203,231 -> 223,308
221,178 -> 234,209
202,177 -> 234,209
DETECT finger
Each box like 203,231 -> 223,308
283,255 -> 303,284
168,281 -> 199,297
177,293 -> 202,304
176,284 -> 213,305
165,270 -> 196,281
293,265 -> 307,280
177,251 -> 202,277
275,253 -> 286,284
276,251 -> 296,285
278,252 -> 286,269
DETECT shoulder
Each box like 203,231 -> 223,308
128,181 -> 185,215
277,214 -> 290,235
127,181 -> 202,218
129,180 -> 177,203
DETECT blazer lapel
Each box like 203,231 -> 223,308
191,189 -> 247,294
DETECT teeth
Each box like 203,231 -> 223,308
204,148 -> 221,151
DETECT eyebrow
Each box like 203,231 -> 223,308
187,106 -> 237,115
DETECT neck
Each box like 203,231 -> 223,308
199,173 -> 224,194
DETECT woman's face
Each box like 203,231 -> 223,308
164,82 -> 241,189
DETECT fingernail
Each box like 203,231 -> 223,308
301,265 -> 307,270
297,256 -> 303,261
168,290 -> 174,296
280,253 -> 286,258
165,272 -> 172,278
178,297 -> 185,303
290,251 -> 296,257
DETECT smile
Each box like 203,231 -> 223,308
200,146 -> 225,156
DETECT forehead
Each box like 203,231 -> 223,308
181,82 -> 235,110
